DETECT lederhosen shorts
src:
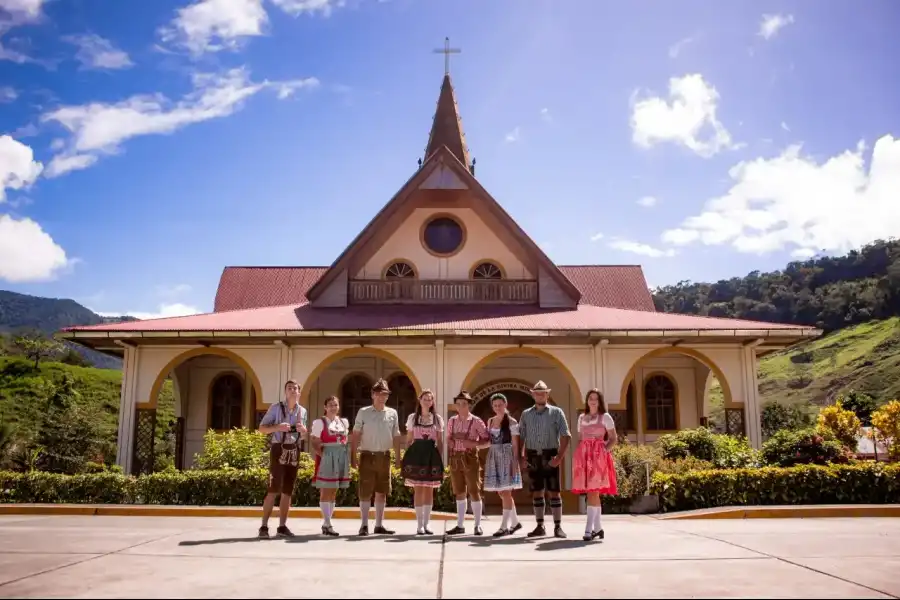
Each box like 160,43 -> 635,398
525,448 -> 562,493
267,439 -> 300,495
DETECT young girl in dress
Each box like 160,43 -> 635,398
572,388 -> 618,541
311,396 -> 351,536
400,389 -> 445,535
483,393 -> 523,537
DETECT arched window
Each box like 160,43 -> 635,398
472,262 -> 503,280
388,373 -> 417,432
385,262 -> 416,279
644,374 -> 677,432
210,373 -> 244,430
340,374 -> 373,429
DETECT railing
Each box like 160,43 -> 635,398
348,279 -> 538,304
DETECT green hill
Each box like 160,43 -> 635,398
0,357 -> 175,472
707,317 -> 900,425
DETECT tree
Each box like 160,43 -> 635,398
761,401 -> 812,440
12,330 -> 63,369
816,401 -> 862,450
871,400 -> 900,462
838,390 -> 878,426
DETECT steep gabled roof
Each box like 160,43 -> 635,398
304,145 -> 582,306
424,74 -> 470,167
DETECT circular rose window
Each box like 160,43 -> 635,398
422,216 -> 464,256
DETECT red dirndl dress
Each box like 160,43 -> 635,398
571,413 -> 618,495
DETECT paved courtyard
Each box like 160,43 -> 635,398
0,514 -> 897,598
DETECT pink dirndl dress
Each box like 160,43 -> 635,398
572,413 -> 618,495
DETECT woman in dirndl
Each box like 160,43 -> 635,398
311,395 -> 351,536
483,393 -> 523,537
401,389 -> 445,535
572,388 -> 619,541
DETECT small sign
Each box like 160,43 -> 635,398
471,381 -> 535,403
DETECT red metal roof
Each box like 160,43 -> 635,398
64,302 -> 810,333
213,265 -> 655,313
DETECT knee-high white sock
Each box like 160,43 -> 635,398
456,500 -> 466,527
472,500 -> 483,528
375,501 -> 385,527
594,504 -> 603,532
415,505 -> 423,529
329,501 -> 336,521
501,509 -> 510,529
510,503 -> 519,526
320,501 -> 330,526
424,505 -> 432,528
585,506 -> 595,533
360,501 -> 370,526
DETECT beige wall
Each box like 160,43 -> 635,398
355,207 -> 534,281
120,339 -> 763,473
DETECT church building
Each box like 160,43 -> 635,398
60,63 -> 820,500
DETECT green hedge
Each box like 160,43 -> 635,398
650,462 -> 900,512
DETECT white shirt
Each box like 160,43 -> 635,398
577,412 -> 616,432
310,416 -> 349,438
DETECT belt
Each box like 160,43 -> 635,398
360,450 -> 390,455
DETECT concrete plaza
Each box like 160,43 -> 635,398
0,514 -> 897,598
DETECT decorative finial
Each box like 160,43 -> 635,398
432,36 -> 461,76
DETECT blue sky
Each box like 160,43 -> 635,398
1,0 -> 899,318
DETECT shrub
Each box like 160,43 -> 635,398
816,401 -> 862,450
192,429 -> 270,470
838,390 -> 878,426
611,441 -> 663,497
651,462 -> 900,512
656,427 -> 760,469
871,400 -> 900,461
761,401 -> 813,440
760,427 -> 846,467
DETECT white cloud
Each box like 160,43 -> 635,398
0,134 -> 42,201
504,126 -> 521,143
608,238 -> 675,258
64,33 -> 133,70
97,302 -> 201,321
759,13 -> 794,40
0,86 -> 16,102
630,74 -> 735,158
0,213 -> 71,282
159,0 -> 346,55
781,121 -> 790,132
274,77 -> 319,99
660,135 -> 900,258
0,0 -> 44,20
590,232 -> 604,242
637,195 -> 657,207
540,107 -> 551,122
41,67 -> 318,176
156,283 -> 192,298
0,0 -> 46,63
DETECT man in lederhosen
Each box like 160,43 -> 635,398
257,379 -> 308,538
445,391 -> 490,536
351,377 -> 401,536
518,380 -> 571,538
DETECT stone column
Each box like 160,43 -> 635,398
742,346 -> 762,449
116,345 -> 138,474
435,339 -> 446,456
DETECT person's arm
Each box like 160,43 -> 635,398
510,420 -> 520,475
351,409 -> 364,468
258,404 -> 288,435
602,413 -> 619,450
405,413 -> 415,448
473,418 -> 490,450
309,419 -> 324,456
392,409 -> 402,467
518,412 -> 528,459
553,409 -> 571,466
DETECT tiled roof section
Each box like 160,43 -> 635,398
63,302 -> 811,333
424,75 -> 470,167
213,265 -> 654,313
558,266 -> 654,312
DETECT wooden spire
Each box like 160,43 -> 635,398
424,38 -> 470,168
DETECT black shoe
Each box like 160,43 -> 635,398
258,525 -> 269,539
527,523 -> 546,538
592,529 -> 605,540
554,524 -> 566,539
446,525 -> 466,535
358,525 -> 369,536
276,525 -> 294,538
492,527 -> 510,537
373,525 -> 395,535
583,532 -> 593,541
321,525 -> 339,537
509,522 -> 522,534
474,525 -> 483,536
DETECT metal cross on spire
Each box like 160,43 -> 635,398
433,37 -> 461,76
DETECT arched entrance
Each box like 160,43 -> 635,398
138,348 -> 265,474
468,379 -> 558,423
300,348 -> 422,436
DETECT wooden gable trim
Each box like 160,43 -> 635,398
306,145 -> 581,305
